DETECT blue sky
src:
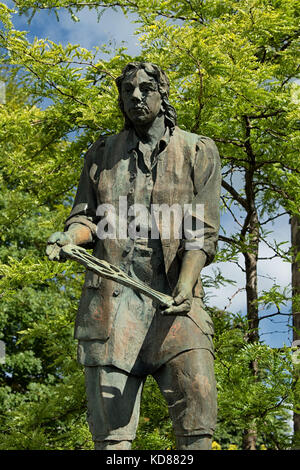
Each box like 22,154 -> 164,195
7,1 -> 141,54
5,2 -> 293,348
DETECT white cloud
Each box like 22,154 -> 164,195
10,4 -> 141,56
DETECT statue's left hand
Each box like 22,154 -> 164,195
162,281 -> 193,315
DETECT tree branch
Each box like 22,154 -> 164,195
260,212 -> 289,226
221,195 -> 244,230
222,179 -> 248,210
218,234 -> 236,245
214,137 -> 245,148
259,311 -> 291,321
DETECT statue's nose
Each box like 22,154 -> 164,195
132,87 -> 142,101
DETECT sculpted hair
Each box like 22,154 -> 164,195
116,62 -> 177,134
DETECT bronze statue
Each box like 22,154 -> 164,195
46,62 -> 221,450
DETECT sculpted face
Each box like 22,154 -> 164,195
121,68 -> 162,127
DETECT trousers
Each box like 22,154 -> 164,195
84,348 -> 217,447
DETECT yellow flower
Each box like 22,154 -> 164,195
228,444 -> 238,450
260,444 -> 267,450
211,441 -> 222,450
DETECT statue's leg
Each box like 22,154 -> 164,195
153,348 -> 217,451
84,365 -> 144,450
175,435 -> 212,451
94,440 -> 132,450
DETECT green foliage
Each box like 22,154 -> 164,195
0,68 -> 89,449
0,368 -> 93,450
212,308 -> 296,449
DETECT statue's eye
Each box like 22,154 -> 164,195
141,84 -> 157,93
123,84 -> 133,93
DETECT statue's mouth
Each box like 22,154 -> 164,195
132,105 -> 147,113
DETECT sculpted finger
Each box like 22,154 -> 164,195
46,244 -> 56,259
174,293 -> 187,305
46,244 -> 54,257
162,301 -> 191,315
47,244 -> 61,261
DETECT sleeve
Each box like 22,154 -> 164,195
183,136 -> 221,266
64,146 -> 100,239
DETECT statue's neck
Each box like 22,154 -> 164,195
134,114 -> 165,149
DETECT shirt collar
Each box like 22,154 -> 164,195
126,128 -> 139,153
126,125 -> 170,154
159,126 -> 170,152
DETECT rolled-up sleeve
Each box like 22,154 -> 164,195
183,136 -> 221,265
64,149 -> 99,238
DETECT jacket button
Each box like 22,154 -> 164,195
123,246 -> 131,255
113,289 -> 120,297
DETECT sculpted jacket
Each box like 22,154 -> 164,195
65,126 -> 221,344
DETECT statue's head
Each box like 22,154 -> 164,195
116,62 -> 177,133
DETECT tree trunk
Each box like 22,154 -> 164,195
245,248 -> 259,343
242,208 -> 259,450
242,128 -> 260,449
242,427 -> 257,450
291,215 -> 300,448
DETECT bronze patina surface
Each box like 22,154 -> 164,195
46,62 -> 221,450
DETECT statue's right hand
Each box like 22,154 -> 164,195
46,231 -> 73,261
